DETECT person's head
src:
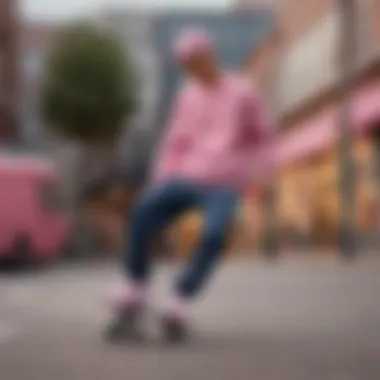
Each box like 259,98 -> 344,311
173,28 -> 220,84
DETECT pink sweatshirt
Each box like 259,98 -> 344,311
153,73 -> 276,190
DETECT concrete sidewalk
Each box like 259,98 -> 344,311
1,257 -> 380,379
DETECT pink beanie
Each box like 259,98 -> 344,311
173,28 -> 214,62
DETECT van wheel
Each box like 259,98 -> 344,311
12,236 -> 32,265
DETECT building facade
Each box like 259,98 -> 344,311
20,22 -> 58,147
19,21 -> 85,215
0,0 -> 20,141
94,10 -> 160,148
244,0 -> 380,249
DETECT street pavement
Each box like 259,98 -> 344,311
1,256 -> 380,380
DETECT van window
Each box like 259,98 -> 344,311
41,180 -> 64,211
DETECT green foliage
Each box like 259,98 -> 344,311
41,22 -> 138,143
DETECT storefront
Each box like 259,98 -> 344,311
272,79 -> 380,249
276,147 -> 339,247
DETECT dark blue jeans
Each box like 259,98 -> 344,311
124,179 -> 238,298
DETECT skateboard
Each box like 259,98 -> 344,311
103,309 -> 189,344
104,310 -> 146,343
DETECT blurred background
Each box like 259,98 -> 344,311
1,0 -> 378,262
1,1 -> 380,378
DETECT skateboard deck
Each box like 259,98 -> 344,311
103,309 -> 190,344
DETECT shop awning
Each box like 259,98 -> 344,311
276,80 -> 380,166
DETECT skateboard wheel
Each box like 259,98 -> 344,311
163,317 -> 188,343
104,312 -> 142,343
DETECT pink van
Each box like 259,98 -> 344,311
0,156 -> 70,264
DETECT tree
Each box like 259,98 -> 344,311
41,22 -> 137,144
40,22 -> 138,255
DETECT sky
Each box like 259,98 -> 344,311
22,0 -> 233,21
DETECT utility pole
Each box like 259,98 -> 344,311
337,0 -> 357,258
261,28 -> 282,260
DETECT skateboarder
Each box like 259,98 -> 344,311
107,27 -> 276,341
